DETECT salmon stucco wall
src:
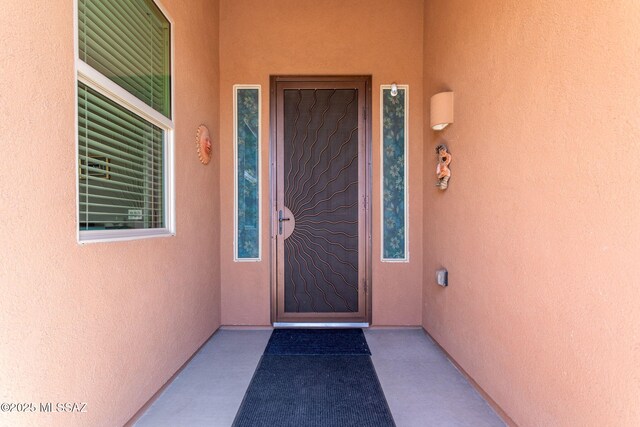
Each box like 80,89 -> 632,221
219,0 -> 424,326
0,0 -> 221,425
423,1 -> 640,425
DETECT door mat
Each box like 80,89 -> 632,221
233,329 -> 394,427
264,328 -> 371,355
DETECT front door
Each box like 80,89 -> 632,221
271,76 -> 371,325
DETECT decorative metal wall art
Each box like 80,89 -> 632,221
436,144 -> 451,190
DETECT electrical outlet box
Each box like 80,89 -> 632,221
436,269 -> 448,287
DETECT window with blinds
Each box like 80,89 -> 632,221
76,0 -> 173,242
78,0 -> 171,117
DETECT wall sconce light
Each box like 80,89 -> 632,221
390,83 -> 398,97
430,91 -> 454,131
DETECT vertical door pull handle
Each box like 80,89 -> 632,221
278,210 -> 291,235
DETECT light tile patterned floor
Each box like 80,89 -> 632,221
135,328 -> 505,427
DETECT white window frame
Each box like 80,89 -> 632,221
74,0 -> 176,244
380,84 -> 409,262
233,85 -> 262,262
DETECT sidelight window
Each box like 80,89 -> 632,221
234,86 -> 261,260
381,85 -> 408,261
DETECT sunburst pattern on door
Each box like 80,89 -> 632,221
282,89 -> 359,313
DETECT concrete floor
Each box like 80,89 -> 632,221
135,328 -> 505,427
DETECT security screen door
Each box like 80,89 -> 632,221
272,76 -> 371,324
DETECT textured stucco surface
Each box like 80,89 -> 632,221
219,0 -> 424,326
423,1 -> 640,425
3,1 -> 638,425
0,0 -> 221,425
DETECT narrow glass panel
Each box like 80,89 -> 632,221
235,87 -> 260,259
78,82 -> 164,231
381,87 -> 407,260
78,0 -> 171,117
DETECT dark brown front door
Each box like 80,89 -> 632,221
271,76 -> 371,324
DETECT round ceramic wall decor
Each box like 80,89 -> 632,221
196,124 -> 212,165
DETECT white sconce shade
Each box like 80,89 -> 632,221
430,91 -> 454,131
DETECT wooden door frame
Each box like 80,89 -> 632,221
269,75 -> 372,326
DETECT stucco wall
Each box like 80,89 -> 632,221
423,1 -> 640,425
0,0 -> 221,425
219,0 -> 424,326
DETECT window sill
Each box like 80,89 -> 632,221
78,228 -> 175,244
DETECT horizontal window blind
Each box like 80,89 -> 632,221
79,0 -> 171,118
78,82 -> 164,231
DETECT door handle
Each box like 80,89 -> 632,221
278,210 -> 291,235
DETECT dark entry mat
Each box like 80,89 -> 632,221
264,328 -> 371,355
232,354 -> 395,427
